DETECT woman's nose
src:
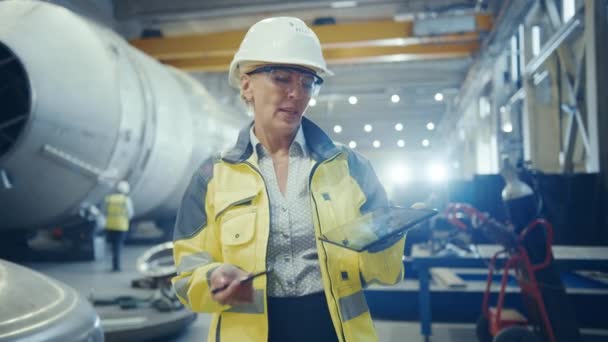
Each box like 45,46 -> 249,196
286,82 -> 307,99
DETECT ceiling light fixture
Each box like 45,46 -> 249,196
331,1 -> 358,9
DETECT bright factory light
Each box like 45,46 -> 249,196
397,139 -> 405,148
391,94 -> 400,103
389,163 -> 410,185
434,93 -> 444,102
364,124 -> 373,132
429,163 -> 447,183
333,125 -> 342,133
309,98 -> 317,107
422,139 -> 430,147
348,96 -> 358,105
394,123 -> 403,131
426,122 -> 435,130
372,140 -> 381,148
348,140 -> 357,148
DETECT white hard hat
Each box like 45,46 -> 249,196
228,17 -> 333,88
117,180 -> 130,194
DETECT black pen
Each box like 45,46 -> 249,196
211,269 -> 272,295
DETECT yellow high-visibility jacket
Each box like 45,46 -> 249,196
104,193 -> 130,232
172,117 -> 405,342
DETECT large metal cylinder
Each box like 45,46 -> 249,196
0,260 -> 104,341
0,0 -> 241,230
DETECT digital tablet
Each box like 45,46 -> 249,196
318,207 -> 437,252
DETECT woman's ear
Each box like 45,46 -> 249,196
240,74 -> 253,103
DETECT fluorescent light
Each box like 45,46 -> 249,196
348,96 -> 358,105
309,98 -> 317,107
532,26 -> 541,57
348,140 -> 357,148
331,1 -> 357,9
364,124 -> 372,132
372,140 -> 381,148
562,0 -> 575,22
434,93 -> 444,102
333,125 -> 342,133
391,94 -> 400,103
426,122 -> 435,130
395,123 -> 403,131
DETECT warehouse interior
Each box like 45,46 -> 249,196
1,0 -> 607,341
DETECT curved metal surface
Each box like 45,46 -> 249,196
136,241 -> 176,279
99,306 -> 196,342
0,260 -> 104,342
0,0 -> 241,230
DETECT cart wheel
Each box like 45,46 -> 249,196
493,326 -> 542,342
476,316 -> 493,342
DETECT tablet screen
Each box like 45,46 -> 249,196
319,207 -> 437,252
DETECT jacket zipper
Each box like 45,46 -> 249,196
241,160 -> 273,339
309,152 -> 347,342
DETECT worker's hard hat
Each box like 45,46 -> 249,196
228,17 -> 333,88
117,180 -> 130,194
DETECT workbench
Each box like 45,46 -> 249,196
410,245 -> 608,341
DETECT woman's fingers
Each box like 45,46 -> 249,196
214,280 -> 254,305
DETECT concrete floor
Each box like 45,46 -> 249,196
22,244 -> 607,342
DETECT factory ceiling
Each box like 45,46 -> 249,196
118,0 -> 502,155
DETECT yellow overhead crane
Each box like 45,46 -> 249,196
130,14 -> 492,72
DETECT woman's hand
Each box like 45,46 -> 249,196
209,264 -> 255,306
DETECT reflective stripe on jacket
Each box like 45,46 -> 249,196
172,117 -> 405,342
104,194 -> 130,231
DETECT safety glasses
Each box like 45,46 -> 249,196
246,65 -> 323,97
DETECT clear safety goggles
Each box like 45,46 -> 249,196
246,65 -> 324,97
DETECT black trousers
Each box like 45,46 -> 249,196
106,230 -> 126,271
268,292 -> 339,342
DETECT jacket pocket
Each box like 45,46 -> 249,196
221,208 -> 256,246
220,208 -> 257,271
215,190 -> 259,272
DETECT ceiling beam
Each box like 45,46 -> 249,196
161,41 -> 479,71
130,14 -> 491,72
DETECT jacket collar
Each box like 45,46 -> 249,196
222,117 -> 339,163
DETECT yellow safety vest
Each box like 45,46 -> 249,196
105,193 -> 129,231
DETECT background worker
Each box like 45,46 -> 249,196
104,180 -> 134,272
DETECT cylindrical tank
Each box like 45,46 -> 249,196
0,260 -> 104,341
0,0 -> 241,230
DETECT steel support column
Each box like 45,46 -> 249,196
585,0 -> 608,243
584,0 -> 606,173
